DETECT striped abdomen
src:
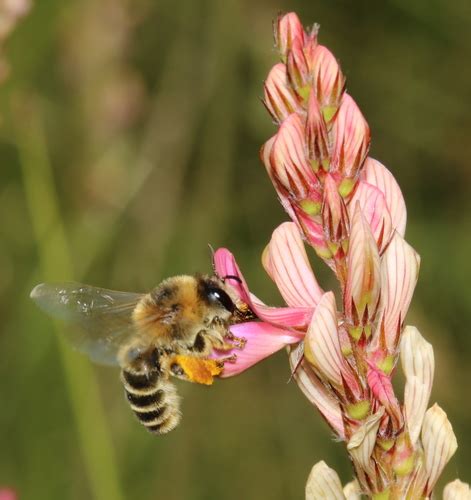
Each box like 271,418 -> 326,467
121,369 -> 181,434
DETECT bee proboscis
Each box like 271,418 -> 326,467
31,274 -> 253,434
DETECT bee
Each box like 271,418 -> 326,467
30,274 -> 253,434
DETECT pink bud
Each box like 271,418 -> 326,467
331,94 -> 370,178
366,360 -> 402,429
322,174 -> 349,249
348,180 -> 393,253
344,204 -> 381,325
286,37 -> 310,100
264,63 -> 303,123
274,12 -> 305,61
305,91 -> 330,167
309,45 -> 345,121
360,158 -> 407,237
269,113 -> 319,199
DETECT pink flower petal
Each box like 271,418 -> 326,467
344,204 -> 381,323
264,63 -> 302,123
290,354 -> 345,439
305,292 -> 343,387
366,360 -> 402,429
349,181 -> 393,253
275,12 -> 305,60
293,206 -> 327,252
331,94 -> 370,178
216,322 -> 303,378
309,45 -> 345,111
269,113 -> 318,199
287,36 -> 310,97
305,90 -> 330,164
250,297 -> 313,328
213,248 -> 251,305
375,232 -> 420,350
360,158 -> 407,237
400,326 -> 435,446
323,173 -> 349,245
263,222 -> 324,308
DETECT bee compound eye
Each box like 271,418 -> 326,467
170,363 -> 185,376
206,286 -> 235,312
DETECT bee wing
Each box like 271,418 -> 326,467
31,282 -> 144,366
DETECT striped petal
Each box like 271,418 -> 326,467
309,45 -> 345,115
360,158 -> 406,237
264,63 -> 302,123
261,135 -> 298,223
349,181 -> 393,253
375,233 -> 420,350
269,113 -> 318,199
305,461 -> 346,500
366,360 -> 402,429
421,404 -> 458,496
304,292 -> 344,387
275,12 -> 305,61
400,326 -> 434,445
347,407 -> 385,476
331,94 -> 370,178
343,480 -> 361,500
216,322 -> 303,378
344,204 -> 381,324
290,354 -> 345,438
263,222 -> 323,307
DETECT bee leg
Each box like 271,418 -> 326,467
223,331 -> 247,349
208,317 -> 246,350
170,354 -> 223,385
217,353 -> 237,364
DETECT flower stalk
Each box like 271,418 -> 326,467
211,12 -> 467,499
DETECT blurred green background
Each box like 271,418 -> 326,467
1,0 -> 470,498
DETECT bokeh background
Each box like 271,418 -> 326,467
1,0 -> 470,499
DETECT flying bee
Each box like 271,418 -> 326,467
30,274 -> 254,434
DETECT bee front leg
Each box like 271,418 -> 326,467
206,317 -> 246,351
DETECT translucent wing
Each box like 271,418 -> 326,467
31,282 -> 144,366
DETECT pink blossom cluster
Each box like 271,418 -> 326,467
212,12 -> 468,499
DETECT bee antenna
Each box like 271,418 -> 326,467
208,244 -> 218,276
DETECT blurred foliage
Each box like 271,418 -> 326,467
0,0 -> 470,498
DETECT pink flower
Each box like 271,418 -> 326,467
212,222 -> 323,377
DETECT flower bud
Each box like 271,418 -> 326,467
331,94 -> 370,178
344,204 -> 381,325
274,12 -> 305,62
308,45 -> 345,122
287,36 -> 310,100
264,63 -> 303,123
305,461 -> 345,500
268,113 -> 319,200
305,91 -> 330,169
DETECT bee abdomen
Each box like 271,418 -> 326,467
121,370 -> 181,434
